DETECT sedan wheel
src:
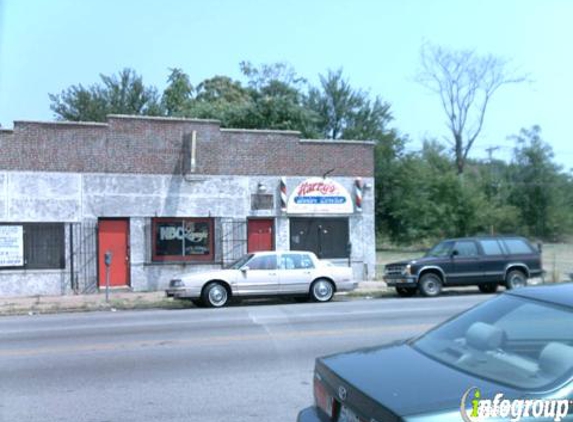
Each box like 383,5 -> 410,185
310,279 -> 334,302
506,270 -> 527,290
202,282 -> 229,307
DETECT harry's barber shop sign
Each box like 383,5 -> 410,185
287,178 -> 353,214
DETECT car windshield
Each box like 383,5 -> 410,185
425,240 -> 454,257
413,294 -> 573,391
226,254 -> 254,269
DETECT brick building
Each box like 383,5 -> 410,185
0,115 -> 375,297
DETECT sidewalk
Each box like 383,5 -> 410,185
0,281 -> 389,316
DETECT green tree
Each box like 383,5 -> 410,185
179,63 -> 319,136
240,61 -> 306,91
49,68 -> 163,121
195,75 -> 250,103
308,68 -> 392,141
470,158 -> 523,235
181,75 -> 253,127
246,78 -> 319,136
376,139 -> 496,244
240,62 -> 319,137
508,126 -> 567,239
162,68 -> 193,116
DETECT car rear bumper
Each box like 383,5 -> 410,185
384,276 -> 418,287
297,406 -> 330,422
336,280 -> 359,292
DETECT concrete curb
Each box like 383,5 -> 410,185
0,281 -> 389,316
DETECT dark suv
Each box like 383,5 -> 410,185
383,236 -> 543,297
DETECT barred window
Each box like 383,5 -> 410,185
0,223 -> 65,270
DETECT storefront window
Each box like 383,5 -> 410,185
152,218 -> 214,262
0,223 -> 65,270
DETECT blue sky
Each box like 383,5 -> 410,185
1,0 -> 572,170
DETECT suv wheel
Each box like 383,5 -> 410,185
396,287 -> 417,297
419,273 -> 442,297
506,270 -> 527,290
478,283 -> 498,294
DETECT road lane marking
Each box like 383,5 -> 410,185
0,303 -> 474,336
0,323 -> 433,358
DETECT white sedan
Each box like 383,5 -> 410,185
165,251 -> 357,307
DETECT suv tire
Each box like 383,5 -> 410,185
419,273 -> 442,297
396,287 -> 417,297
505,270 -> 527,290
478,283 -> 498,294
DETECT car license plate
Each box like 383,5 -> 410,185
338,405 -> 360,422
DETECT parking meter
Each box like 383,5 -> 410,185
104,251 -> 112,302
104,251 -> 112,267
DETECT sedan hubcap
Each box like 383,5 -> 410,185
314,281 -> 333,301
209,286 -> 227,306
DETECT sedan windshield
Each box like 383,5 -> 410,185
413,294 -> 573,391
226,254 -> 254,269
425,240 -> 454,257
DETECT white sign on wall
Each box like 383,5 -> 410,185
0,225 -> 24,267
287,178 -> 353,215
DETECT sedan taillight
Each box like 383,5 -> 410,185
314,374 -> 333,418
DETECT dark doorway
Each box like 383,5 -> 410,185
289,218 -> 349,259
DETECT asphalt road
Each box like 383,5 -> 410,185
0,294 -> 490,422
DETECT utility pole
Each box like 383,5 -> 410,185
485,146 -> 500,235
485,146 -> 500,162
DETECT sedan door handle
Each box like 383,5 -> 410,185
269,272 -> 277,276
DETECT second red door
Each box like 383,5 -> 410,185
247,219 -> 274,253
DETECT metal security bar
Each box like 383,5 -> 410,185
219,218 -> 247,266
69,221 -> 98,294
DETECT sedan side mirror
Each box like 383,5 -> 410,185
240,266 -> 250,273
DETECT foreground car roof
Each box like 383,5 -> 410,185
508,283 -> 573,309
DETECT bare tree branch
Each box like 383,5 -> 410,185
417,43 -> 529,174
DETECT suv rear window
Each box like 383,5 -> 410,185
503,239 -> 534,255
479,239 -> 504,256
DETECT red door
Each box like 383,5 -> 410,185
247,219 -> 274,253
98,219 -> 130,288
